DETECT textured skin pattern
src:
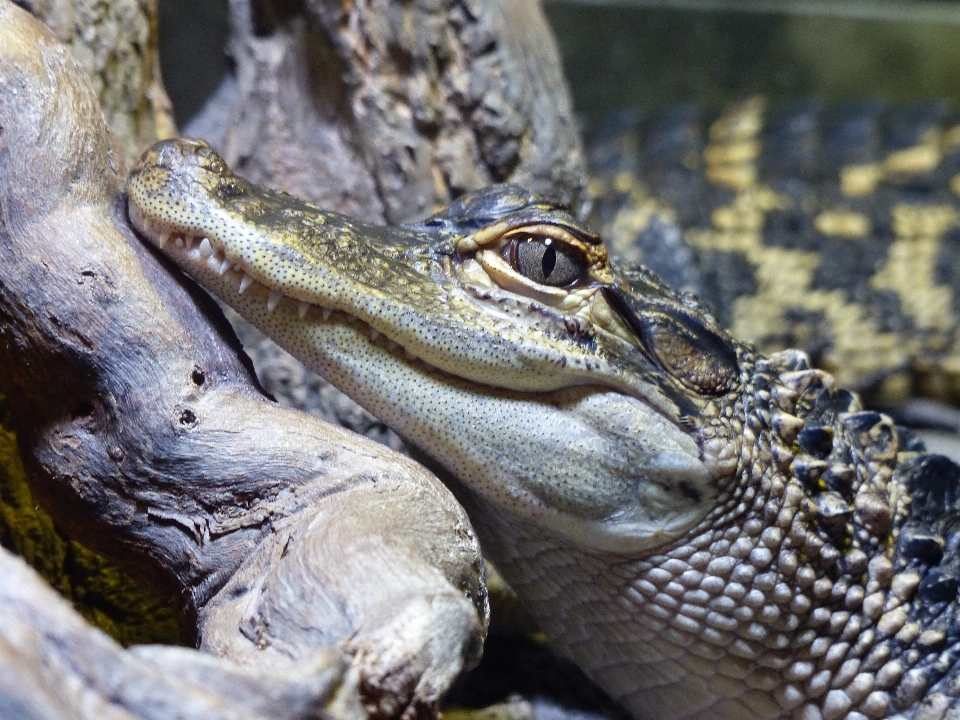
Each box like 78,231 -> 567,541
587,98 -> 960,404
128,139 -> 960,719
475,349 -> 960,720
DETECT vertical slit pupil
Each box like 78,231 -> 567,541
542,243 -> 556,279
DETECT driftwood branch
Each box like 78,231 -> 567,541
0,545 -> 358,720
0,4 -> 486,718
189,0 -> 587,224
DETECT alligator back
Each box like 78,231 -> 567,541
587,98 -> 960,404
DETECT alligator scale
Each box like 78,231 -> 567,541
128,138 -> 960,720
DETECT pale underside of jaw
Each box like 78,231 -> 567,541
127,202 -> 714,551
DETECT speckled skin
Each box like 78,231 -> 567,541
128,138 -> 960,720
587,99 -> 960,404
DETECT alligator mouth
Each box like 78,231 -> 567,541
127,193 -> 686,413
127,201 -> 413,358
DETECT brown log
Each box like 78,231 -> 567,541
0,4 -> 485,718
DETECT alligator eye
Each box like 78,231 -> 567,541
510,235 -> 587,287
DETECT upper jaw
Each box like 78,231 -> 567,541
127,199 -> 691,425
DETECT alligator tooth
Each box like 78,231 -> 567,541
298,301 -> 310,318
206,255 -> 222,273
238,274 -> 254,294
218,258 -> 232,275
267,290 -> 282,312
321,308 -> 332,321
369,328 -> 379,341
174,237 -> 184,248
184,235 -> 197,250
198,238 -> 213,257
157,231 -> 171,249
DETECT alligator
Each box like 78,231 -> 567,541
128,137 -> 960,720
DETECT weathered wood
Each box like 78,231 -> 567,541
28,0 -> 176,167
0,0 -> 183,646
0,545 -> 360,720
0,4 -> 485,718
188,0 -> 587,224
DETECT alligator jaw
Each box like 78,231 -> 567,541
125,140 -> 691,410
127,193 -> 717,554
125,138 -> 730,554
127,201 -> 395,350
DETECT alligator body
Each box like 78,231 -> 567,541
588,98 -> 960,404
128,138 -> 960,720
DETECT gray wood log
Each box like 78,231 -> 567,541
25,0 -> 177,167
0,4 -> 485,718
0,545 -> 361,720
189,0 -> 587,224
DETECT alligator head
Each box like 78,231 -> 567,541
129,138 -> 953,720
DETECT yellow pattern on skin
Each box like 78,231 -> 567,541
703,98 -> 765,191
687,106 -> 912,386
604,188 -> 679,262
814,209 -> 872,240
870,204 -> 958,332
688,217 -> 909,381
840,164 -> 885,198
843,128 -> 949,198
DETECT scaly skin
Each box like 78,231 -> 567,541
128,138 -> 960,720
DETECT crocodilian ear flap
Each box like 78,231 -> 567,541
601,281 -> 739,397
